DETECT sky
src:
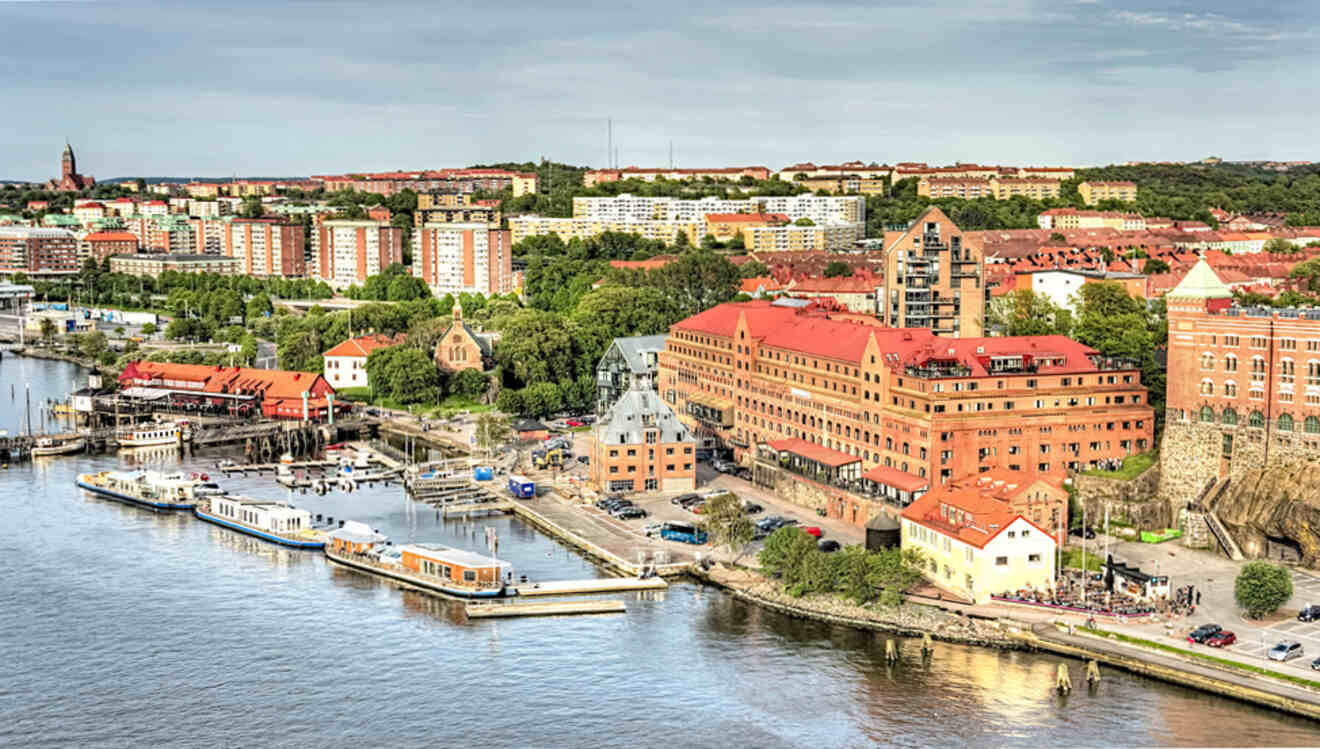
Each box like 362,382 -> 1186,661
1,0 -> 1317,179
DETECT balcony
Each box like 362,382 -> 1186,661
905,364 -> 973,379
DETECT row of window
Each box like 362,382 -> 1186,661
1197,406 -> 1320,432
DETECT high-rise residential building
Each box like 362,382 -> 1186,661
412,223 -> 514,295
1079,181 -> 1138,205
220,218 -> 306,277
312,219 -> 404,288
881,207 -> 985,337
656,298 -> 1152,526
0,227 -> 79,274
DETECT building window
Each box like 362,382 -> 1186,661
1200,406 -> 1215,423
1279,413 -> 1295,431
1249,410 -> 1265,428
1028,554 -> 1042,564
995,556 -> 1008,566
1222,408 -> 1238,425
1307,416 -> 1320,434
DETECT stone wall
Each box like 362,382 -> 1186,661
1179,509 -> 1213,550
761,464 -> 890,528
1156,420 -> 1221,509
1074,461 -> 1170,531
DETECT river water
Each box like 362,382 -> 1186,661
1,357 -> 1318,748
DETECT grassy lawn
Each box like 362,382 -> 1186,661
333,389 -> 493,419
1059,548 -> 1104,571
1081,451 -> 1157,480
1080,626 -> 1320,691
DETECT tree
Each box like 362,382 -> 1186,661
495,387 -> 524,415
237,195 -> 264,218
1142,258 -> 1171,275
699,492 -> 755,558
738,259 -> 770,279
988,289 -> 1070,337
647,249 -> 740,318
793,217 -> 816,226
823,261 -> 853,278
451,368 -> 490,400
370,346 -> 441,405
1049,232 -> 1066,242
1263,237 -> 1299,255
1235,561 -> 1293,619
472,413 -> 512,452
79,330 -> 108,360
38,317 -> 57,346
519,381 -> 563,418
245,293 -> 273,321
140,322 -> 157,336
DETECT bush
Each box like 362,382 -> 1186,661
1236,561 -> 1293,619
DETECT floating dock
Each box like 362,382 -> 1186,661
465,599 -> 626,618
443,500 -> 513,517
513,576 -> 668,597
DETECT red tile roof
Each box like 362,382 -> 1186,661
766,438 -> 861,467
84,231 -> 138,242
609,254 -> 678,271
861,465 -> 929,492
322,333 -> 402,358
901,487 -> 1054,549
119,361 -> 334,402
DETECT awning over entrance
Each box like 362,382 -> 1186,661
686,391 -> 734,427
861,465 -> 929,507
763,438 -> 862,482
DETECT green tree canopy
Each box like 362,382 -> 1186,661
988,289 -> 1071,337
823,261 -> 853,278
1235,561 -> 1293,619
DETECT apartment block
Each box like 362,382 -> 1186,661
1079,181 -> 1138,205
108,253 -> 242,278
82,231 -> 139,263
413,223 -> 514,295
584,166 -> 771,187
0,227 -> 79,274
918,176 -> 1062,200
313,219 -> 404,288
882,207 -> 985,337
509,216 -> 700,246
220,218 -> 306,277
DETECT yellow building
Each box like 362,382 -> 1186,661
1079,180 -> 1138,205
741,223 -> 863,252
508,216 -> 701,246
990,177 -> 1061,200
900,486 -> 1058,604
703,213 -> 788,242
512,173 -> 539,197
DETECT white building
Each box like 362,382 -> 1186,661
321,334 -> 400,390
412,223 -> 514,296
312,219 -> 404,289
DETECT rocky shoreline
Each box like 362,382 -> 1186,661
691,564 -> 1025,650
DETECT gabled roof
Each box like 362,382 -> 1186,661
605,334 -> 668,374
1167,258 -> 1232,300
901,487 -> 1055,549
599,388 -> 692,446
322,333 -> 401,359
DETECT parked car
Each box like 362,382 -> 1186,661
711,459 -> 733,473
1299,605 -> 1320,622
742,502 -> 763,515
614,506 -> 648,520
672,493 -> 700,506
1187,624 -> 1223,644
688,502 -> 707,514
643,522 -> 664,537
736,468 -> 752,480
565,419 -> 585,427
818,539 -> 841,553
1311,656 -> 1320,672
678,496 -> 705,509
1069,526 -> 1097,539
1205,631 -> 1237,648
1268,641 -> 1305,662
577,455 -> 590,464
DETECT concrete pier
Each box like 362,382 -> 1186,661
465,599 -> 627,618
513,577 -> 668,597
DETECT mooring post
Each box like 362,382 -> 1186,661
1086,660 -> 1101,685
921,633 -> 933,656
885,639 -> 898,663
1056,663 -> 1072,694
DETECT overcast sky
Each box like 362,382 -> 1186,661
2,0 -> 1316,179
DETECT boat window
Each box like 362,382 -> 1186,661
463,570 -> 476,582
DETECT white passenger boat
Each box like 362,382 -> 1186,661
76,470 -> 211,511
194,495 -> 328,549
116,420 -> 191,448
31,434 -> 86,456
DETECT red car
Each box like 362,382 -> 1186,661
1205,631 -> 1237,648
803,526 -> 822,538
565,419 -> 585,427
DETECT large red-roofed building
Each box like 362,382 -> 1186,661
118,361 -> 346,421
658,297 -> 1152,526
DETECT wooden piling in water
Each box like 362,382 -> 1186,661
1086,659 -> 1101,685
1056,663 -> 1072,694
921,633 -> 933,656
885,639 -> 898,662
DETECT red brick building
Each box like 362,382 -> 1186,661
46,143 -> 95,192
433,306 -> 493,373
658,299 -> 1153,499
1161,258 -> 1320,509
118,361 -> 346,421
221,218 -> 306,277
0,227 -> 79,274
84,231 -> 140,263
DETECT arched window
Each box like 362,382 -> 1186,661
1201,353 -> 1215,370
1249,410 -> 1265,428
1223,380 -> 1237,397
1225,354 -> 1238,372
1307,416 -> 1320,434
1278,413 -> 1294,432
1222,408 -> 1238,425
1200,406 -> 1215,423
1200,378 -> 1214,395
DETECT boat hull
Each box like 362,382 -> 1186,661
76,480 -> 195,512
33,438 -> 86,456
194,508 -> 326,549
324,547 -> 510,599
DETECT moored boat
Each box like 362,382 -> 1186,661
324,522 -> 515,599
116,419 -> 191,448
194,495 -> 327,549
76,470 -> 209,511
32,434 -> 86,456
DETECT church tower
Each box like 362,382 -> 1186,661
61,142 -> 76,181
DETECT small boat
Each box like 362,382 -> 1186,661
279,452 -> 295,465
324,523 -> 515,599
194,495 -> 328,549
32,434 -> 86,456
353,452 -> 371,469
76,470 -> 210,511
116,420 -> 191,448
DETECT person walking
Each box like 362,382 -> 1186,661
1196,590 -> 1201,606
